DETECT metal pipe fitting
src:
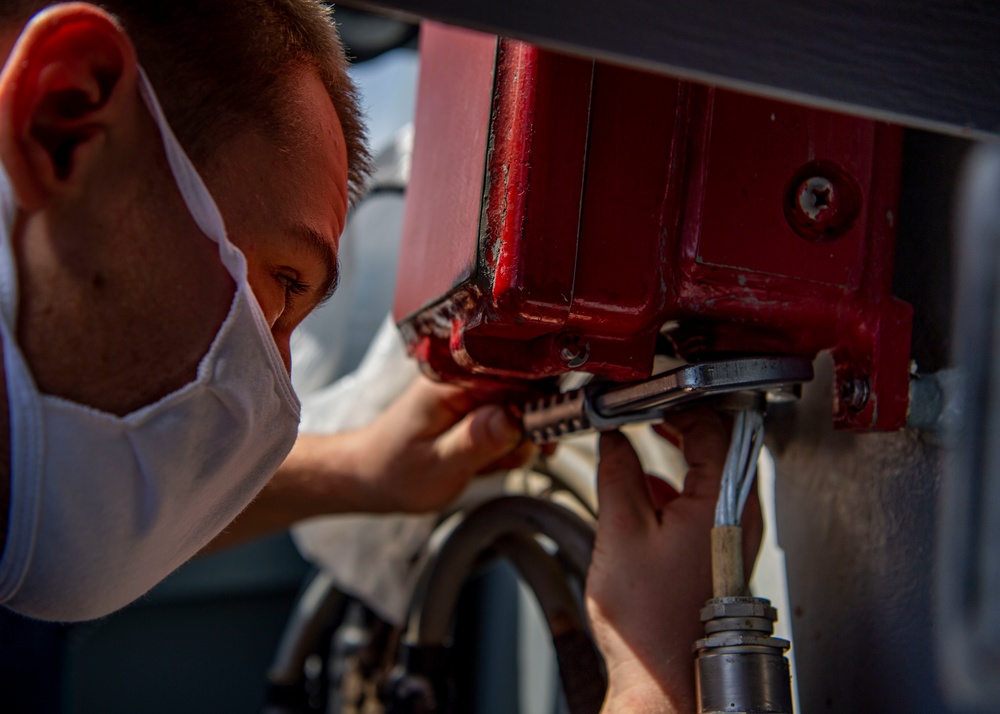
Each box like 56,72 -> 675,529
694,596 -> 793,714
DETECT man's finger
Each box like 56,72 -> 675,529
393,378 -> 475,437
647,474 -> 680,510
597,431 -> 655,533
479,439 -> 539,474
654,409 -> 730,499
434,404 -> 524,475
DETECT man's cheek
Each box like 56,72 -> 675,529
244,270 -> 284,328
272,329 -> 293,374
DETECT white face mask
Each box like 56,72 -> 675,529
0,68 -> 302,621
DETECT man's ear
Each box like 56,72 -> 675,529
0,3 -> 139,211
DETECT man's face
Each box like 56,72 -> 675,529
0,7 -> 354,416
201,66 -> 350,371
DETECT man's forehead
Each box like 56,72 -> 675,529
279,66 -> 350,224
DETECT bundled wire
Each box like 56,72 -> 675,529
714,409 -> 765,527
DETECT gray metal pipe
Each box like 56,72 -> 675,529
405,496 -> 595,647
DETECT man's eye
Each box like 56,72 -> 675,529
276,272 -> 310,310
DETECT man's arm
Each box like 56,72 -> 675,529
205,378 -> 534,552
586,413 -> 762,713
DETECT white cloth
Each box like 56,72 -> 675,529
0,68 -> 300,621
292,317 -> 437,624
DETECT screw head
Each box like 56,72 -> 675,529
795,176 -> 839,223
554,333 -> 590,368
784,162 -> 861,242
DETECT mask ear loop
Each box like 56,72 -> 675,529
134,67 -> 246,281
0,177 -> 18,330
0,183 -> 44,603
133,67 -> 298,400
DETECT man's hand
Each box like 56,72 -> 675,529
331,378 -> 536,513
205,378 -> 534,551
586,411 -> 762,714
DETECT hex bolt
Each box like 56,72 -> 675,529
554,333 -> 590,368
842,377 -> 871,411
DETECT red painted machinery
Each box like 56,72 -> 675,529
394,22 -> 912,431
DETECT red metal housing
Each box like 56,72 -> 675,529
395,22 -> 912,430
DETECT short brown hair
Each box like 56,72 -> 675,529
1,0 -> 373,204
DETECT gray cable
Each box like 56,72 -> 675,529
715,409 -> 764,527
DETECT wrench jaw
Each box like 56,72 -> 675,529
522,357 -> 814,444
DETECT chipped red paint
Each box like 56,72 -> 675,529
396,27 -> 912,431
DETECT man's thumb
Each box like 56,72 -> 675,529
435,405 -> 523,474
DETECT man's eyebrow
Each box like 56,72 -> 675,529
292,225 -> 341,306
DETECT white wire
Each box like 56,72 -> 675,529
715,408 -> 765,527
715,412 -> 744,526
737,412 -> 765,519
716,411 -> 743,526
732,411 -> 750,521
